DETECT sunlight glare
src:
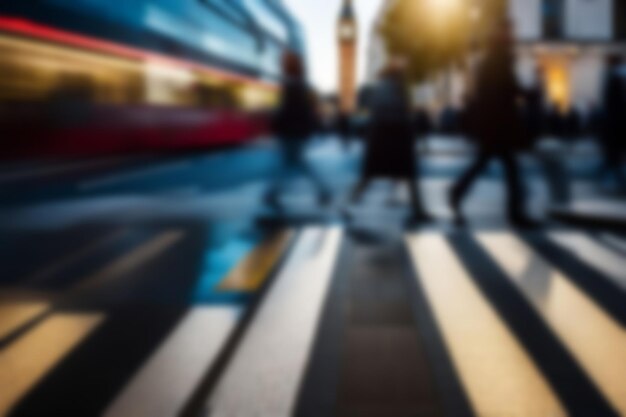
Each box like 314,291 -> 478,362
427,0 -> 462,16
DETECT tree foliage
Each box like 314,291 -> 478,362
379,0 -> 506,83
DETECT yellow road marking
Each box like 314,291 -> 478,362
405,234 -> 566,417
218,231 -> 293,292
0,313 -> 104,416
477,233 -> 626,415
0,302 -> 49,340
71,231 -> 184,293
209,228 -> 342,417
24,229 -> 128,286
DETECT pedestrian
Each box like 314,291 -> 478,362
598,54 -> 626,189
349,58 -> 431,224
336,111 -> 353,148
523,66 -> 547,144
449,18 -> 536,227
413,106 -> 433,138
264,51 -> 331,210
524,66 -> 571,205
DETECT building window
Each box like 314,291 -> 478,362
543,0 -> 564,39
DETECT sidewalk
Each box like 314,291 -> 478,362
550,199 -> 626,231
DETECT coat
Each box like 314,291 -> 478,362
523,84 -> 546,144
361,77 -> 416,179
601,69 -> 626,150
272,78 -> 319,141
465,47 -> 528,152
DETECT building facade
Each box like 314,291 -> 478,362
513,0 -> 626,113
338,0 -> 358,113
367,0 -> 626,113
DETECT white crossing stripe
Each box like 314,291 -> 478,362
477,232 -> 626,415
599,233 -> 626,254
0,313 -> 104,415
549,232 -> 626,291
0,231 -> 184,341
208,228 -> 343,417
405,233 -> 566,417
104,307 -> 239,417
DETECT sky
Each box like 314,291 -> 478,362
283,0 -> 383,94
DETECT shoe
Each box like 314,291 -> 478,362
340,206 -> 353,223
264,192 -> 282,211
509,214 -> 541,229
318,191 -> 333,207
405,211 -> 434,228
413,211 -> 434,223
449,213 -> 467,227
448,191 -> 465,226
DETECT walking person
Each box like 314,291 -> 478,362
348,58 -> 431,225
264,51 -> 331,211
598,54 -> 626,190
525,66 -> 571,205
449,19 -> 536,227
336,111 -> 354,149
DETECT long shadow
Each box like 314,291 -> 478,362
295,231 -> 468,417
7,221 -> 221,416
401,240 -> 475,417
8,304 -> 187,417
178,229 -> 302,417
292,233 -> 352,417
591,232 -> 626,257
520,232 -> 626,327
448,232 -> 618,417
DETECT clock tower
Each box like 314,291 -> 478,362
338,0 -> 358,113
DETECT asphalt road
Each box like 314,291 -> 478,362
1,136 -> 625,417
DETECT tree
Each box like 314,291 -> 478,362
378,0 -> 506,83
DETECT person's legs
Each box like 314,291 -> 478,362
350,178 -> 370,203
449,151 -> 491,222
537,149 -> 571,205
407,178 -> 432,221
499,151 -> 534,225
618,147 -> 626,189
606,141 -> 626,189
291,140 -> 333,204
265,141 -> 298,209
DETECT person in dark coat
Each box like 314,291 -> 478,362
523,66 -> 547,145
546,105 -> 564,137
349,59 -> 430,223
413,106 -> 433,137
450,19 -> 535,227
524,66 -> 571,204
265,51 -> 331,209
336,111 -> 353,149
599,54 -> 626,188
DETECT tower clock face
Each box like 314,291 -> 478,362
340,23 -> 355,41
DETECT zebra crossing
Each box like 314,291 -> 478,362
0,226 -> 625,416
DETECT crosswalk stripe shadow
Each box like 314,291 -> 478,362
448,232 -> 618,417
520,233 -> 626,327
203,228 -> 342,417
407,233 -> 566,417
477,232 -> 626,415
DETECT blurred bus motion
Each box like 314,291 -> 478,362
0,0 -> 304,157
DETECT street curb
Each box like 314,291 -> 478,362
549,206 -> 626,232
